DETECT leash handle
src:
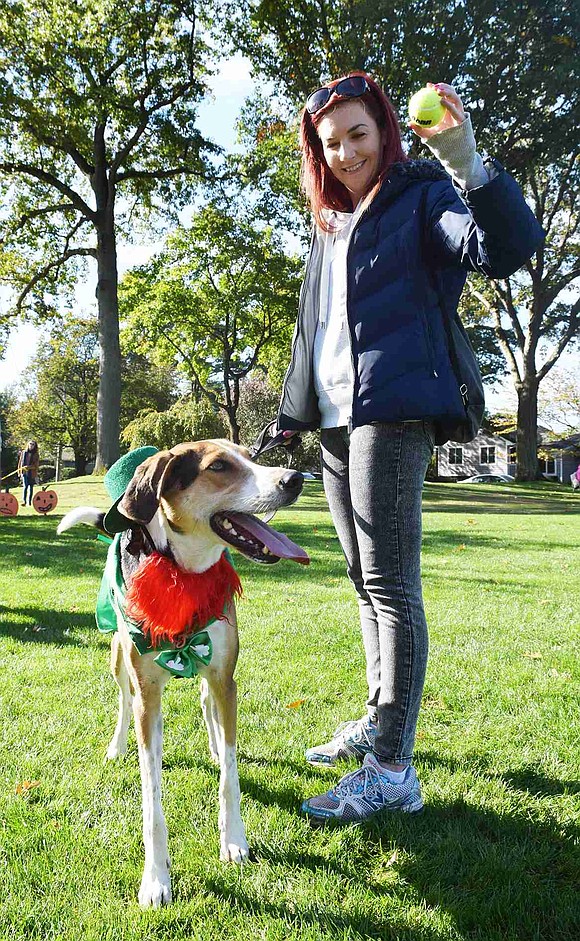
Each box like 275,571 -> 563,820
248,420 -> 302,461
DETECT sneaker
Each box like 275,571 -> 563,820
305,716 -> 376,767
302,753 -> 423,824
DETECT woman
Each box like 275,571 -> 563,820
277,74 -> 543,823
18,440 -> 40,506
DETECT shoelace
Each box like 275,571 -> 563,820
332,719 -> 374,744
334,762 -> 385,799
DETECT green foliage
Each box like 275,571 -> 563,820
8,316 -> 178,470
0,389 -> 19,477
229,94 -> 308,237
0,0 -> 216,316
37,464 -> 57,484
0,0 -> 221,466
8,318 -> 100,468
216,0 -> 578,169
121,397 -> 228,451
120,202 -> 303,439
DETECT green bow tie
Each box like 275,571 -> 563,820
95,534 -> 215,678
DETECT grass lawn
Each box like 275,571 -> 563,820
1,476 -> 579,940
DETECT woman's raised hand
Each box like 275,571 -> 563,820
409,82 -> 467,140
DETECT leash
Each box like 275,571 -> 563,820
0,467 -> 31,483
248,420 -> 302,461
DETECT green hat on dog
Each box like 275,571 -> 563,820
103,446 -> 158,535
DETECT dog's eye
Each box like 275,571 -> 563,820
208,459 -> 229,472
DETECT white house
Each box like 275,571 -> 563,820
437,430 -> 516,479
436,428 -> 580,482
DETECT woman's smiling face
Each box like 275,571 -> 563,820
316,100 -> 384,207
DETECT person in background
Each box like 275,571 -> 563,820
18,440 -> 40,506
277,73 -> 544,824
571,462 -> 580,491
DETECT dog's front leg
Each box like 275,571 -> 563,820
203,615 -> 249,864
209,673 -> 250,863
131,661 -> 172,907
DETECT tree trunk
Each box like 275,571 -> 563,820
225,408 -> 240,444
55,443 -> 63,482
94,216 -> 121,471
516,378 -> 541,481
75,452 -> 88,476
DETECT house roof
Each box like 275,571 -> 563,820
543,432 -> 580,451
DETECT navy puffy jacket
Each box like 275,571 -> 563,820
278,159 -> 544,435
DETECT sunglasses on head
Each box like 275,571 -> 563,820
305,75 -> 369,115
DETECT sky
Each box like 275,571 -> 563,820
0,56 -> 577,422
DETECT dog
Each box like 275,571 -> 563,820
57,440 -> 308,907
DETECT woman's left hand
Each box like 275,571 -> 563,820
409,82 -> 466,139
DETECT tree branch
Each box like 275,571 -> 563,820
536,297 -> 580,382
115,165 -> 204,184
0,202 -> 76,246
15,246 -> 97,315
0,162 -> 96,222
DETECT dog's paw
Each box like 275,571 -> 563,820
221,839 -> 250,864
138,869 -> 172,908
105,742 -> 127,760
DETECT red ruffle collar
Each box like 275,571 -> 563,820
125,551 -> 242,647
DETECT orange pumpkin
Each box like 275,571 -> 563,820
0,492 -> 19,516
33,488 -> 59,514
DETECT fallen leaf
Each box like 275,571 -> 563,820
286,699 -> 306,709
456,544 -> 466,551
523,651 -> 543,660
16,780 -> 41,795
385,850 -> 398,867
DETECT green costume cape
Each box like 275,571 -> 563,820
96,534 -> 215,678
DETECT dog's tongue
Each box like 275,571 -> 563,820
227,512 -> 309,565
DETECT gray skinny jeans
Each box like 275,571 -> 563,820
320,421 -> 434,765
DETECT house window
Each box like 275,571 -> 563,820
541,458 -> 555,475
480,446 -> 496,464
508,445 -> 517,464
449,447 -> 463,465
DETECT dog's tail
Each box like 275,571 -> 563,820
57,506 -> 106,535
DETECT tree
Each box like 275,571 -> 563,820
9,319 -> 100,474
0,389 -> 19,482
214,0 -> 580,479
237,372 -> 320,470
465,154 -> 579,478
120,203 -> 302,441
0,0 -> 218,469
122,397 -> 227,450
538,365 -> 580,434
8,317 -> 177,474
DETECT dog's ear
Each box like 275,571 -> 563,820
117,451 -> 174,525
117,449 -> 201,525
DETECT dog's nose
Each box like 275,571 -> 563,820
278,470 -> 304,493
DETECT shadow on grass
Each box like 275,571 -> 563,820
0,514 -> 106,575
158,739 -> 578,939
195,767 -> 579,941
0,604 -> 96,646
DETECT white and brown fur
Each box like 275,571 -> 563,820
58,440 -> 304,908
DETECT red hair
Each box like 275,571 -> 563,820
299,71 -> 407,231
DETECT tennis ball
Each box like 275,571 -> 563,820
408,87 -> 446,128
